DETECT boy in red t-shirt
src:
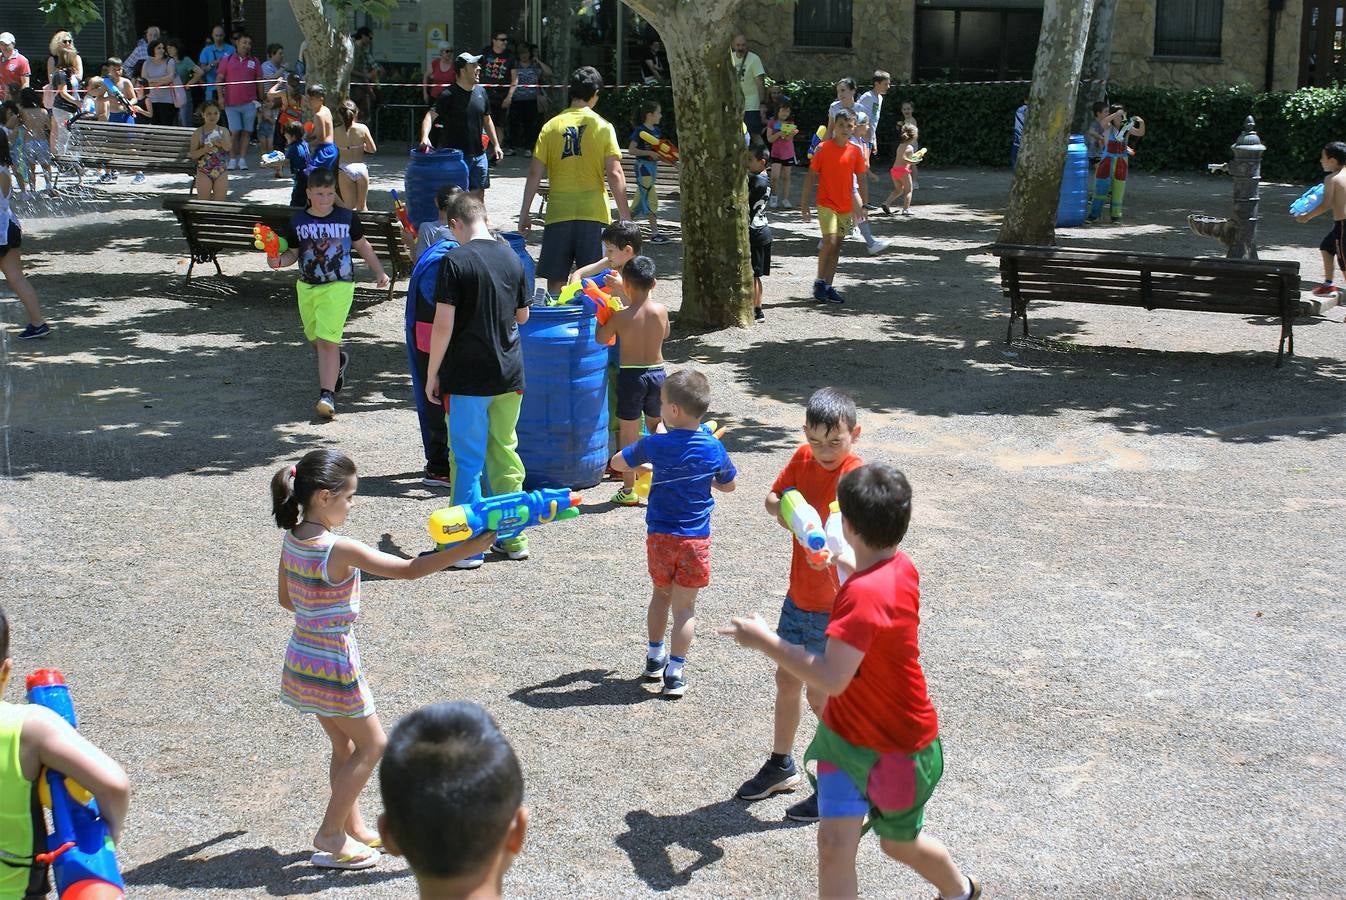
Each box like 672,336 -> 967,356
800,107 -> 868,305
734,388 -> 862,823
721,465 -> 980,900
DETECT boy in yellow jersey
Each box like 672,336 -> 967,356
518,65 -> 631,294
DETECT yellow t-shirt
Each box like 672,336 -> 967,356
534,105 -> 621,224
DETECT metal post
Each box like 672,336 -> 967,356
1226,116 -> 1265,260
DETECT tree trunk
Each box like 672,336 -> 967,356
622,0 -> 753,328
287,0 -> 354,102
107,0 -> 136,62
999,0 -> 1095,247
1076,0 -> 1117,130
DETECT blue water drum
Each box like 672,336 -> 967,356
499,231 -> 536,290
404,148 -> 469,230
1057,133 -> 1089,227
517,304 -> 610,490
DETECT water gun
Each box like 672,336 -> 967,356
1290,183 -> 1323,217
911,147 -> 929,162
101,77 -> 134,114
554,268 -> 612,306
634,420 -> 725,498
25,671 -> 125,900
779,488 -> 827,565
824,500 -> 852,584
252,224 -> 289,263
807,125 -> 827,160
427,488 -> 581,550
638,129 -> 679,163
391,189 -> 417,238
779,122 -> 799,139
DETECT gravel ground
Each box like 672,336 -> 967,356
1,149 -> 1344,898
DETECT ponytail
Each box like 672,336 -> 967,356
271,449 -> 357,529
338,99 -> 357,130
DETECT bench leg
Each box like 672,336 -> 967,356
184,257 -> 194,286
1277,319 -> 1293,367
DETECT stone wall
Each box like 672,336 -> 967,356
735,0 -> 916,85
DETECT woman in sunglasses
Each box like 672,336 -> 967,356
422,41 -> 456,106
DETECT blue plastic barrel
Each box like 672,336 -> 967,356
517,305 -> 610,490
1057,133 -> 1089,227
499,231 -> 535,290
404,148 -> 469,230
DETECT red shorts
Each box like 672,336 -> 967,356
646,533 -> 712,589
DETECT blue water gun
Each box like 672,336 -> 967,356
25,670 -> 125,900
427,488 -> 582,549
1290,183 -> 1323,217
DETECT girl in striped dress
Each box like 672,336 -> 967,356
271,449 -> 495,870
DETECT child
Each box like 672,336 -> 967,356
857,70 -> 890,160
378,701 -> 527,897
900,99 -> 919,188
305,84 -> 339,177
0,605 -> 131,898
721,464 -> 980,900
1,129 -> 49,339
628,101 -> 668,243
272,450 -> 496,870
826,78 -> 886,256
17,89 -> 54,195
276,121 -> 309,208
190,100 -> 230,201
610,369 -> 737,697
572,218 -> 643,288
597,255 -> 670,506
801,108 -> 869,305
747,143 -> 772,322
408,182 -> 462,262
335,99 -> 376,211
1295,141 -> 1346,298
882,125 -> 921,217
1084,100 -> 1107,170
1087,103 -> 1146,224
765,98 -> 797,209
734,388 -> 862,821
270,167 -> 391,417
0,102 -> 28,196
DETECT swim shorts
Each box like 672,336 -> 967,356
646,533 -> 711,589
296,280 -> 356,343
615,365 -> 664,422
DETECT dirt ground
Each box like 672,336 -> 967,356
1,147 -> 1344,898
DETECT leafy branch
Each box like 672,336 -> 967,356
38,0 -> 103,33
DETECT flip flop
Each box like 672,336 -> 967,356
362,837 -> 384,850
310,845 -> 380,870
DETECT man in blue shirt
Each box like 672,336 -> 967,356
199,26 -> 235,102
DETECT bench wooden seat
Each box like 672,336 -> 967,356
162,198 -> 410,301
533,151 -> 680,223
59,120 -> 196,176
988,244 -> 1304,366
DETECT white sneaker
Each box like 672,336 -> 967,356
452,556 -> 484,570
238,158 -> 248,170
867,239 -> 891,256
226,158 -> 237,170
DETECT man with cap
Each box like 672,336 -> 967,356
0,34 -> 30,101
418,51 -> 503,201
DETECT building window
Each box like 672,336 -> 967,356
794,0 -> 853,49
913,7 -> 1043,82
1154,0 -> 1223,58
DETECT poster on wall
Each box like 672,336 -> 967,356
371,0 -> 426,64
426,22 -> 448,71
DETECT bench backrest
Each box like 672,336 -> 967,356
66,121 -> 196,172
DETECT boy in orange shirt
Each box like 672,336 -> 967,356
734,387 -> 862,821
801,108 -> 869,305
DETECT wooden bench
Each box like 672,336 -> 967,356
989,244 -> 1306,366
162,198 -> 410,301
58,120 -> 196,178
533,151 -> 680,222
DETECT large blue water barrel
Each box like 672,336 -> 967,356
518,305 -> 609,490
404,148 -> 469,230
499,231 -> 535,290
1057,133 -> 1089,227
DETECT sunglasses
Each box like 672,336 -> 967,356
61,39 -> 73,44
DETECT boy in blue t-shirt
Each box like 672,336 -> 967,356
628,101 -> 669,244
610,369 -> 737,698
282,121 -> 310,208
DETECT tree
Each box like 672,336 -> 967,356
38,0 -> 102,34
1076,0 -> 1118,131
621,0 -> 753,328
999,0 -> 1096,246
287,0 -> 396,101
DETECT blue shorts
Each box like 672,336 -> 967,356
776,595 -> 829,655
466,151 -> 489,190
615,365 -> 664,421
537,219 -> 605,282
225,103 -> 256,134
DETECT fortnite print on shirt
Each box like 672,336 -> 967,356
294,213 -> 355,284
562,124 -> 588,159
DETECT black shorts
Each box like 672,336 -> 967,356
615,366 -> 665,422
0,220 -> 21,258
1320,220 -> 1346,267
537,219 -> 605,282
751,239 -> 772,277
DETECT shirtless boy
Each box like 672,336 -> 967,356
1296,141 -> 1346,298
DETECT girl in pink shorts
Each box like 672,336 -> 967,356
883,124 -> 921,217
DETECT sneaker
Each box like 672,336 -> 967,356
421,470 -> 452,488
867,238 -> 891,256
315,390 -> 336,417
226,158 -> 237,170
238,158 -> 248,170
769,195 -> 779,209
17,323 -> 50,340
334,350 -> 350,393
490,539 -> 529,560
737,758 -> 801,800
612,487 -> 642,506
1312,282 -> 1337,297
822,285 -> 845,305
785,792 -> 820,822
900,208 -> 913,217
754,307 -> 765,322
650,232 -> 670,244
661,671 -> 687,698
642,654 -> 668,681
452,555 -> 484,569
812,279 -> 828,302
132,172 -> 145,184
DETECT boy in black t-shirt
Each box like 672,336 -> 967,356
748,144 -> 773,322
423,192 -> 533,567
272,168 -> 391,418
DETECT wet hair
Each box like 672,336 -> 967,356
663,369 -> 711,419
836,77 -> 857,93
805,387 -> 857,434
1323,142 -> 1346,165
338,99 -> 358,129
271,449 -> 356,529
0,606 -> 9,662
622,255 -> 656,292
283,121 -> 305,141
444,190 -> 485,226
0,129 -> 10,168
635,99 -> 660,125
831,107 -> 856,125
434,182 -> 463,210
106,56 -> 123,68
600,219 -> 642,253
308,167 -> 337,190
873,70 -> 891,84
900,124 -> 918,142
267,43 -> 283,57
380,701 -> 523,880
569,66 -> 603,102
306,83 -> 327,98
837,464 -> 911,549
147,39 -> 165,57
1091,101 -> 1106,115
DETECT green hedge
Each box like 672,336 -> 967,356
594,81 -> 1346,183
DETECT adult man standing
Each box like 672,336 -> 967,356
424,191 -> 533,568
730,34 -> 767,140
199,26 -> 235,103
0,34 -> 30,101
518,66 -> 630,294
418,52 -> 503,201
478,32 -> 515,156
217,34 -> 263,170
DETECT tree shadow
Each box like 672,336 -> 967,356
122,830 -> 408,895
614,800 -> 802,891
509,668 -> 660,709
